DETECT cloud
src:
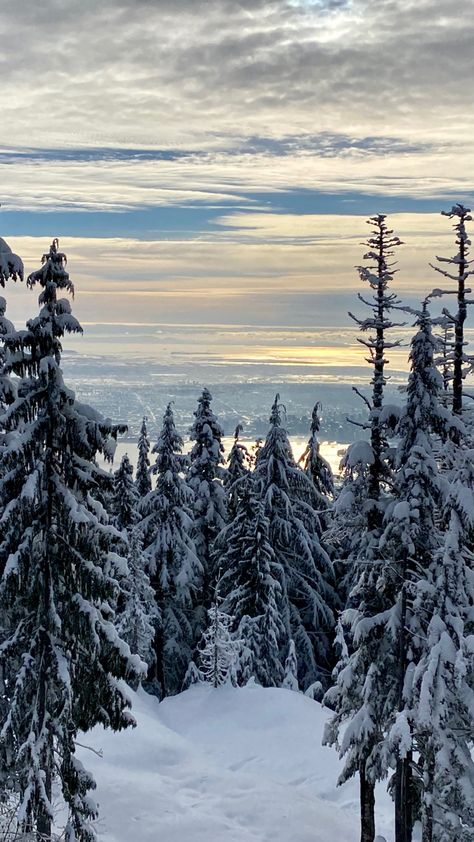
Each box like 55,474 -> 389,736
0,0 -> 471,216
3,212 -> 462,334
0,143 -> 473,216
2,0 -> 473,153
2,2 -> 472,386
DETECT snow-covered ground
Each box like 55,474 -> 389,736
77,683 -> 395,842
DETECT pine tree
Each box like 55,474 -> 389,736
282,640 -> 299,692
327,215 -> 404,842
182,659 -> 204,689
112,453 -> 139,530
219,475 -> 285,687
116,526 -> 157,678
0,239 -> 143,842
348,215 -> 403,520
0,295 -> 15,411
0,237 -> 22,416
226,423 -> 251,520
254,394 -> 336,691
299,402 -> 334,530
430,204 -> 474,420
140,402 -> 202,697
411,505 -> 474,842
378,303 -> 458,842
436,320 -> 454,399
325,303 -> 457,842
0,237 -> 23,287
136,415 -> 152,497
198,588 -> 238,688
188,388 -> 227,592
226,424 -> 249,484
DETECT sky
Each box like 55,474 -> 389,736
1,0 -> 473,385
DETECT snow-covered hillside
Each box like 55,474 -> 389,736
77,683 -> 394,842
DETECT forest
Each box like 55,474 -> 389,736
0,206 -> 473,842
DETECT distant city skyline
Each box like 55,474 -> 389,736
1,0 -> 473,384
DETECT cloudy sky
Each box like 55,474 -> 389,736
1,0 -> 473,384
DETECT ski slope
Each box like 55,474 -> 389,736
77,683 -> 395,842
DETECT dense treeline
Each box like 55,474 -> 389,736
0,207 -> 473,842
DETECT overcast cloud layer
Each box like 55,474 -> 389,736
1,0 -> 473,383
2,0 -> 473,150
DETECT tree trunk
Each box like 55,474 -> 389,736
36,659 -> 53,841
422,803 -> 433,842
359,760 -> 376,842
36,765 -> 52,840
421,751 -> 434,842
452,228 -> 466,419
152,624 -> 166,698
395,753 -> 413,842
395,583 -> 413,842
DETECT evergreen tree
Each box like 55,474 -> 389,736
136,415 -> 152,497
377,303 -> 457,842
0,237 -> 23,287
282,640 -> 299,692
116,526 -> 157,677
0,236 -> 22,416
226,423 -> 251,519
430,204 -> 474,420
325,303 -> 457,842
182,659 -> 204,689
411,505 -> 474,842
327,215 -> 404,842
198,588 -> 238,688
0,295 -> 15,412
188,388 -> 227,591
436,320 -> 454,399
0,239 -> 143,842
348,214 -> 403,519
219,476 -> 285,687
254,394 -> 336,691
226,424 -> 250,485
141,402 -> 202,697
299,402 -> 334,530
112,453 -> 139,530
251,437 -> 264,467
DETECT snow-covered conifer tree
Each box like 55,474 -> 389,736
327,216 -> 404,842
254,394 -> 336,691
0,295 -> 15,413
0,237 -> 23,287
198,587 -> 238,688
136,415 -> 152,497
299,402 -> 334,530
225,423 -> 251,519
436,320 -> 454,399
348,215 -> 403,519
282,640 -> 299,692
0,237 -> 23,415
0,239 -> 143,842
411,505 -> 474,842
226,424 -> 250,486
117,526 -> 157,677
219,475 -> 286,687
112,453 -> 139,530
377,303 -> 459,842
188,388 -> 227,592
325,303 -> 457,842
182,659 -> 204,689
140,402 -> 202,696
430,204 -> 474,420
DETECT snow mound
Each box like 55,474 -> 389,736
77,683 -> 393,842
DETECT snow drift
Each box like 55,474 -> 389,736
76,683 -> 394,842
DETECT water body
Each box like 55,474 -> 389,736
101,438 -> 348,477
